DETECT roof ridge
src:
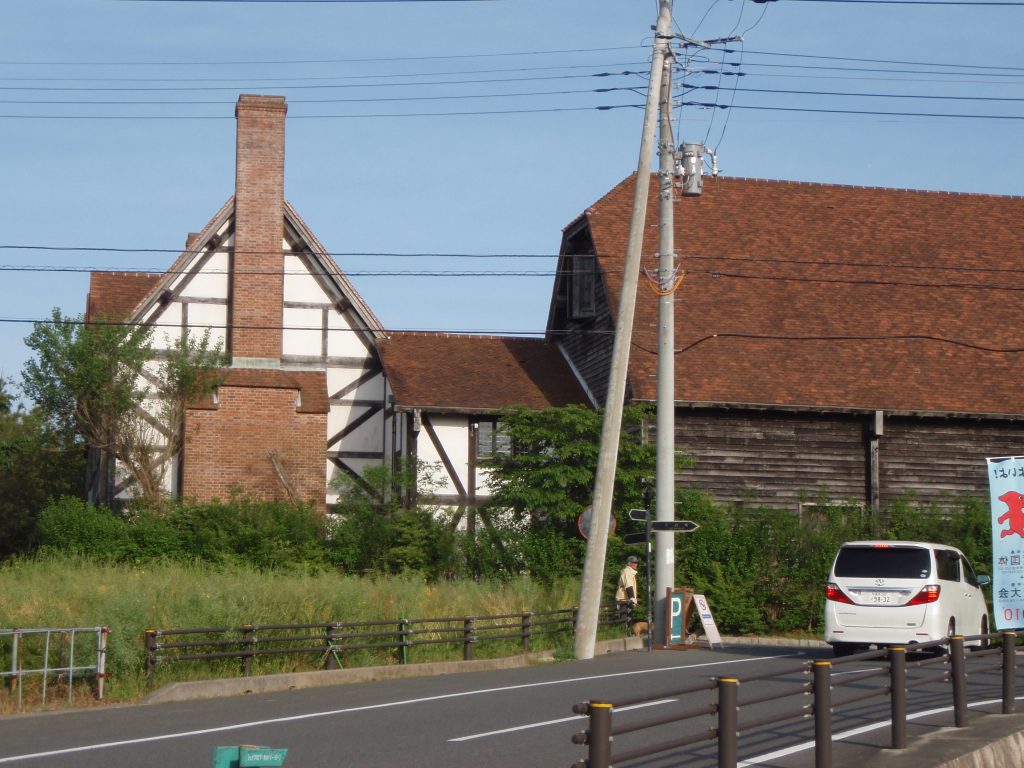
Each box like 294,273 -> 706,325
385,331 -> 547,342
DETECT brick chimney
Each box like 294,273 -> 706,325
232,94 -> 287,364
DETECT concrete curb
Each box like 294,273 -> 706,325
718,635 -> 829,649
860,711 -> 1024,768
142,635 -> 645,705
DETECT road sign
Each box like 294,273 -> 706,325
650,520 -> 699,533
628,508 -> 650,522
577,505 -> 617,540
622,532 -> 647,545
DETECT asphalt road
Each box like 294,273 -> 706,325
0,644 -> 1015,767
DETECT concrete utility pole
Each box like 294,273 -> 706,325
654,50 -> 676,644
574,0 -> 675,661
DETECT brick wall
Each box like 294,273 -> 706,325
183,384 -> 327,513
232,94 -> 286,360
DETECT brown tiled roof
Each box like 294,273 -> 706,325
377,333 -> 589,411
190,368 -> 329,414
582,175 -> 1024,416
86,272 -> 162,321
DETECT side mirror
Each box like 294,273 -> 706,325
977,574 -> 992,587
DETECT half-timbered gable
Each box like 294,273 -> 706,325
86,95 -> 387,511
551,174 -> 1024,511
377,333 -> 589,524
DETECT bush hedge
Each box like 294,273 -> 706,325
30,491 -> 995,637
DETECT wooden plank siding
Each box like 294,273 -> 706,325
669,410 -> 868,510
880,417 -> 1024,507
659,409 -> 1024,511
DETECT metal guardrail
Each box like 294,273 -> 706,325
571,630 -> 1021,768
146,604 -> 627,687
1,626 -> 108,711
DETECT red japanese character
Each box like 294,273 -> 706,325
997,490 -> 1024,539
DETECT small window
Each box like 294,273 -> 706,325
476,420 -> 511,459
570,255 -> 597,319
936,549 -> 960,582
960,555 -> 979,587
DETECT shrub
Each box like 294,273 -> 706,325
37,496 -> 133,560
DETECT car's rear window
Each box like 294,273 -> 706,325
833,546 -> 931,579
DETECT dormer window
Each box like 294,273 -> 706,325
570,255 -> 597,319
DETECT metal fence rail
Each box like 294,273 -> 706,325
1,626 -> 108,711
571,630 -> 1021,768
146,604 -> 626,687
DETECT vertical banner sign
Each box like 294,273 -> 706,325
987,456 -> 1024,630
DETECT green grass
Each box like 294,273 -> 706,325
0,554 -> 591,709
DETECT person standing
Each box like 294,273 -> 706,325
615,555 -> 640,623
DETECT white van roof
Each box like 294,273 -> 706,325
841,540 -> 964,553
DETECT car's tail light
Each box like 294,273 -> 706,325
825,583 -> 854,604
905,584 -> 941,606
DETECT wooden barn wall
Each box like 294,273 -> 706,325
668,409 -> 1024,511
558,301 -> 615,405
879,417 -> 1024,507
671,410 -> 867,509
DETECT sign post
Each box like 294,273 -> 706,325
623,512 -> 699,651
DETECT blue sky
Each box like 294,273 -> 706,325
2,0 -> 1021,395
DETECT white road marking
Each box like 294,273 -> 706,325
831,666 -> 883,676
0,652 -> 793,763
448,698 -> 677,742
737,695 -> 1024,766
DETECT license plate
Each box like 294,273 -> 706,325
861,591 -> 897,604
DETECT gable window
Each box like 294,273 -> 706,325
570,255 -> 597,319
476,419 -> 512,459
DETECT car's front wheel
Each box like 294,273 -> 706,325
976,616 -> 990,651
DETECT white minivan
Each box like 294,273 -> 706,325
824,540 -> 991,656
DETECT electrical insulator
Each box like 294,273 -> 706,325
679,143 -> 703,197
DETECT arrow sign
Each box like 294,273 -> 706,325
622,532 -> 648,545
650,520 -> 700,533
628,508 -> 650,522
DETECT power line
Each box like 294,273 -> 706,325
0,61 -> 647,85
0,45 -> 642,68
0,104 -> 644,120
776,0 -> 1024,5
6,262 -> 1024,293
680,100 -> 1024,120
673,331 -> 1024,355
0,87 -> 640,108
687,60 -> 1024,79
5,314 -> 1021,358
0,70 -> 645,93
0,244 -> 560,257
5,245 -> 1024,273
680,82 -> 1024,103
734,47 -> 1024,73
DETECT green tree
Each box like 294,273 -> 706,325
22,311 -> 225,511
22,310 -> 151,505
0,378 -> 84,559
327,460 -> 455,578
117,331 -> 227,512
480,404 -> 657,578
